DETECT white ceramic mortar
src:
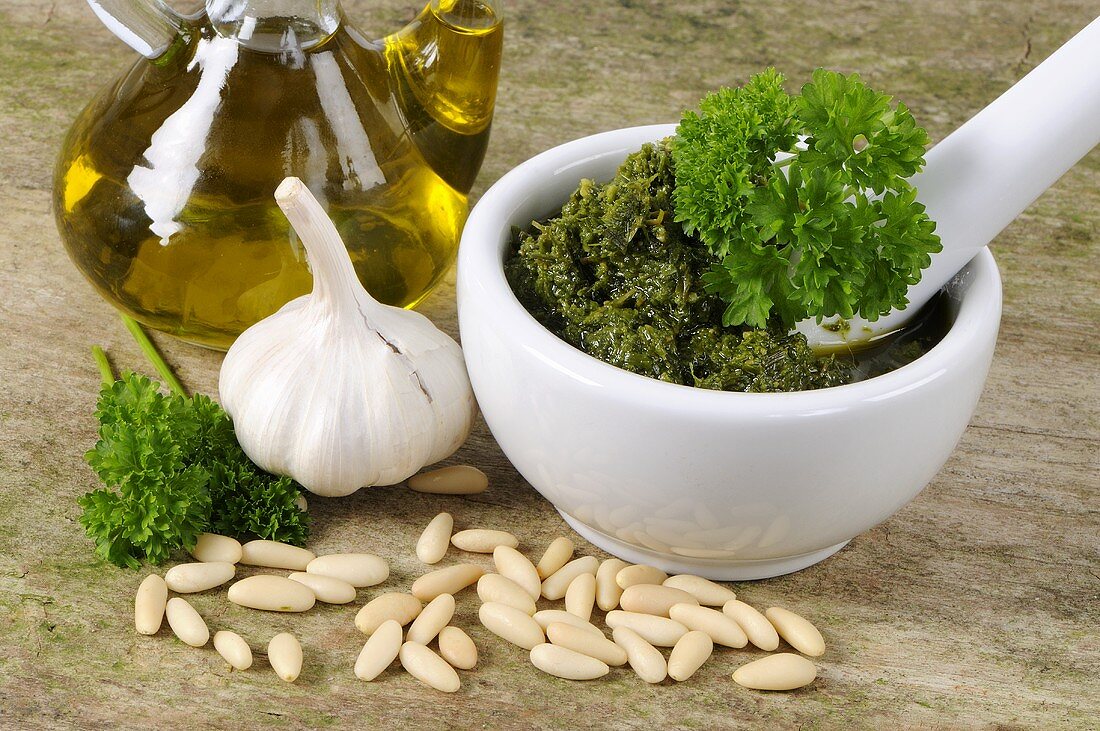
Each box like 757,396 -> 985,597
457,125 -> 1001,580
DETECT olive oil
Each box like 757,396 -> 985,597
841,291 -> 953,383
386,0 -> 505,191
54,1 -> 502,350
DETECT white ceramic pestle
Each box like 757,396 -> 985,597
801,15 -> 1100,351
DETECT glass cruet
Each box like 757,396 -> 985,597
55,0 -> 503,349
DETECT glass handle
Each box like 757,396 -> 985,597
431,0 -> 502,27
86,0 -> 183,59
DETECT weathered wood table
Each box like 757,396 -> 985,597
1,1 -> 1097,728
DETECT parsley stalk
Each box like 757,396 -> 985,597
91,345 -> 113,386
121,314 -> 187,397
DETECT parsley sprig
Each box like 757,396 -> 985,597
78,319 -> 308,569
672,68 -> 942,330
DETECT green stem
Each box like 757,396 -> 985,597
91,346 -> 114,387
773,156 -> 796,169
121,315 -> 188,397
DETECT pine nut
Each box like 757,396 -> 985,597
451,529 -> 519,553
493,546 -> 541,600
438,626 -> 478,670
765,607 -> 826,657
479,602 -> 545,650
355,593 -> 423,635
668,630 -> 712,681
477,573 -> 537,615
411,564 -> 484,601
530,643 -> 609,680
662,575 -> 736,606
535,537 -> 574,579
619,584 -> 698,617
164,562 -> 235,594
408,465 -> 488,495
306,553 -> 388,588
134,574 -> 167,635
227,575 -> 316,612
532,610 -> 604,637
400,641 -> 461,692
213,630 -> 252,670
239,540 -> 315,571
287,572 -> 356,604
354,619 -> 402,681
407,593 -> 455,645
165,597 -> 208,647
547,622 -> 627,666
615,564 -> 668,589
268,632 -> 303,682
189,533 -> 242,564
416,512 -> 453,565
541,556 -> 599,600
612,626 -> 666,684
732,653 -> 817,691
723,600 -> 780,651
669,603 -> 748,648
595,559 -> 629,611
605,610 -> 688,647
564,572 -> 596,621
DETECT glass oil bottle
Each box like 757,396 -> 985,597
54,0 -> 503,349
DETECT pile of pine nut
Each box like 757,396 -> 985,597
131,465 -> 825,692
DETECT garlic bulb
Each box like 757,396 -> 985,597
219,177 -> 477,497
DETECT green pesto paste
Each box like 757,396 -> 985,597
505,140 -> 853,393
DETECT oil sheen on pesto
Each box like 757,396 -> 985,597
505,141 -> 945,393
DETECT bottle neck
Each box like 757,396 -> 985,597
206,0 -> 341,51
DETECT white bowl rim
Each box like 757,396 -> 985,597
459,124 -> 1003,416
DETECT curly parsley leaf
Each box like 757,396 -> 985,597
673,68 -> 942,330
672,69 -> 798,258
80,374 -> 212,567
208,464 -> 308,547
797,69 -> 930,193
79,366 -> 308,569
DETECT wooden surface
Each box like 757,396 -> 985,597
1,1 -> 1098,729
